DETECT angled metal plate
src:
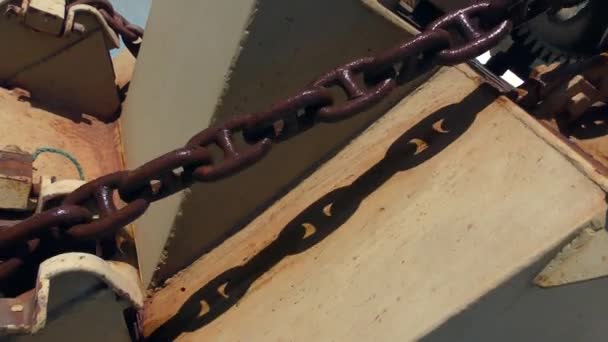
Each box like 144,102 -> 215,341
535,224 -> 608,288
0,1 -> 121,121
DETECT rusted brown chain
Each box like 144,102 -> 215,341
0,206 -> 92,250
0,0 -> 530,283
0,239 -> 39,281
68,0 -> 144,57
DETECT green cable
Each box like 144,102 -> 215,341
32,147 -> 85,180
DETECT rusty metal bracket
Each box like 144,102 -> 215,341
513,52 -> 608,175
515,53 -> 608,120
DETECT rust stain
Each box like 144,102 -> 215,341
538,119 -> 608,178
0,151 -> 32,179
0,87 -> 122,182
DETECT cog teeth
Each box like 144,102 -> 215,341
510,19 -> 585,64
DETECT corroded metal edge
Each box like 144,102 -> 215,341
534,219 -> 608,288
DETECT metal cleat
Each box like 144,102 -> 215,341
0,177 -> 144,335
0,252 -> 143,335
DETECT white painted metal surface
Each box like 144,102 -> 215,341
535,223 -> 608,287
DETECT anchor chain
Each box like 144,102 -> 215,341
1,0 -> 542,283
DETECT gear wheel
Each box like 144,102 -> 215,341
512,0 -> 608,63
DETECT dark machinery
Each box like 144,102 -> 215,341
381,0 -> 608,79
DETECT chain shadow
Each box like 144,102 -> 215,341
420,234 -> 608,342
147,85 -> 498,341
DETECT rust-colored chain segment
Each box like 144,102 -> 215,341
68,0 -> 144,57
0,239 -> 39,281
429,2 -> 513,66
62,172 -> 151,240
186,116 -> 274,182
0,0 -> 525,283
0,206 -> 92,250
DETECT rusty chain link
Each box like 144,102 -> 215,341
1,0 -> 547,283
68,0 -> 144,57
